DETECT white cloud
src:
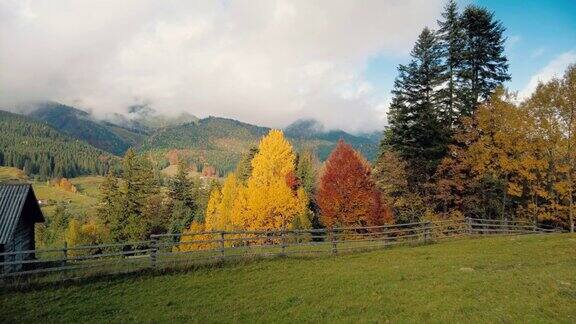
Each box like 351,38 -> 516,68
518,50 -> 576,100
530,47 -> 546,59
506,35 -> 521,49
0,0 -> 444,132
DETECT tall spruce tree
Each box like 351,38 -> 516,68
102,149 -> 159,242
98,169 -> 124,241
168,161 -> 196,234
121,149 -> 156,219
437,0 -> 465,126
459,5 -> 510,115
169,161 -> 195,211
385,27 -> 449,188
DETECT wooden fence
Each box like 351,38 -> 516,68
0,218 -> 563,283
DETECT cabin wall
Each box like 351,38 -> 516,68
2,240 -> 13,273
2,208 -> 36,273
2,218 -> 35,273
13,216 -> 35,253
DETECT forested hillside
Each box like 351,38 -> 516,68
0,110 -> 113,179
284,119 -> 379,161
27,102 -> 144,155
140,116 -> 269,152
11,103 -> 379,175
141,117 -> 379,173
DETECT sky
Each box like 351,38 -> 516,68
0,0 -> 574,133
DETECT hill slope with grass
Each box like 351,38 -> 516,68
0,166 -> 103,224
2,234 -> 574,323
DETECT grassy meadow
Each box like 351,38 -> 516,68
0,166 -> 103,215
1,234 -> 574,323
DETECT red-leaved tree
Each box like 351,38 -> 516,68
317,140 -> 392,228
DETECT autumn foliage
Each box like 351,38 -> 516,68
317,140 -> 392,228
53,177 -> 77,193
432,66 -> 576,230
195,129 -> 310,236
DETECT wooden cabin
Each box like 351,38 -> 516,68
0,184 -> 45,273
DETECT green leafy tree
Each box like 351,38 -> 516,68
39,202 -> 71,247
235,146 -> 259,183
296,149 -> 320,227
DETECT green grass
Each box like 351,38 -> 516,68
1,234 -> 575,323
0,166 -> 28,182
0,167 -> 102,215
69,175 -> 105,199
33,182 -> 99,216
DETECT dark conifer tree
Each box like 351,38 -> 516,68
385,27 -> 449,189
459,5 -> 510,115
437,0 -> 465,126
169,161 -> 196,211
98,169 -> 124,241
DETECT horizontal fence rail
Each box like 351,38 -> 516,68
0,218 -> 565,283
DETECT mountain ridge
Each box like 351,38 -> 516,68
5,102 -> 381,174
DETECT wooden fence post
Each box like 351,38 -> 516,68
62,241 -> 68,267
219,232 -> 225,260
150,236 -> 158,269
330,228 -> 337,255
424,221 -> 432,243
280,230 -> 286,257
466,217 -> 472,236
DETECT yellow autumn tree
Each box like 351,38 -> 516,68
205,187 -> 221,228
238,130 -> 309,230
523,65 -> 576,230
231,185 -> 249,229
65,217 -> 109,256
204,174 -> 243,232
464,87 -> 543,220
178,221 -> 214,252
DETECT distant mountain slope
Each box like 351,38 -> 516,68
284,119 -> 380,161
139,117 -> 269,173
105,104 -> 199,134
26,102 -> 142,156
140,116 -> 269,152
9,101 -> 380,175
141,117 -> 380,173
0,110 -> 113,178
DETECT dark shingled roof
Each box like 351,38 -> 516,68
0,183 -> 44,244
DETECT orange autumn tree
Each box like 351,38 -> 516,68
317,140 -> 392,228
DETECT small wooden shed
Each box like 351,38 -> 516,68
0,183 -> 45,272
